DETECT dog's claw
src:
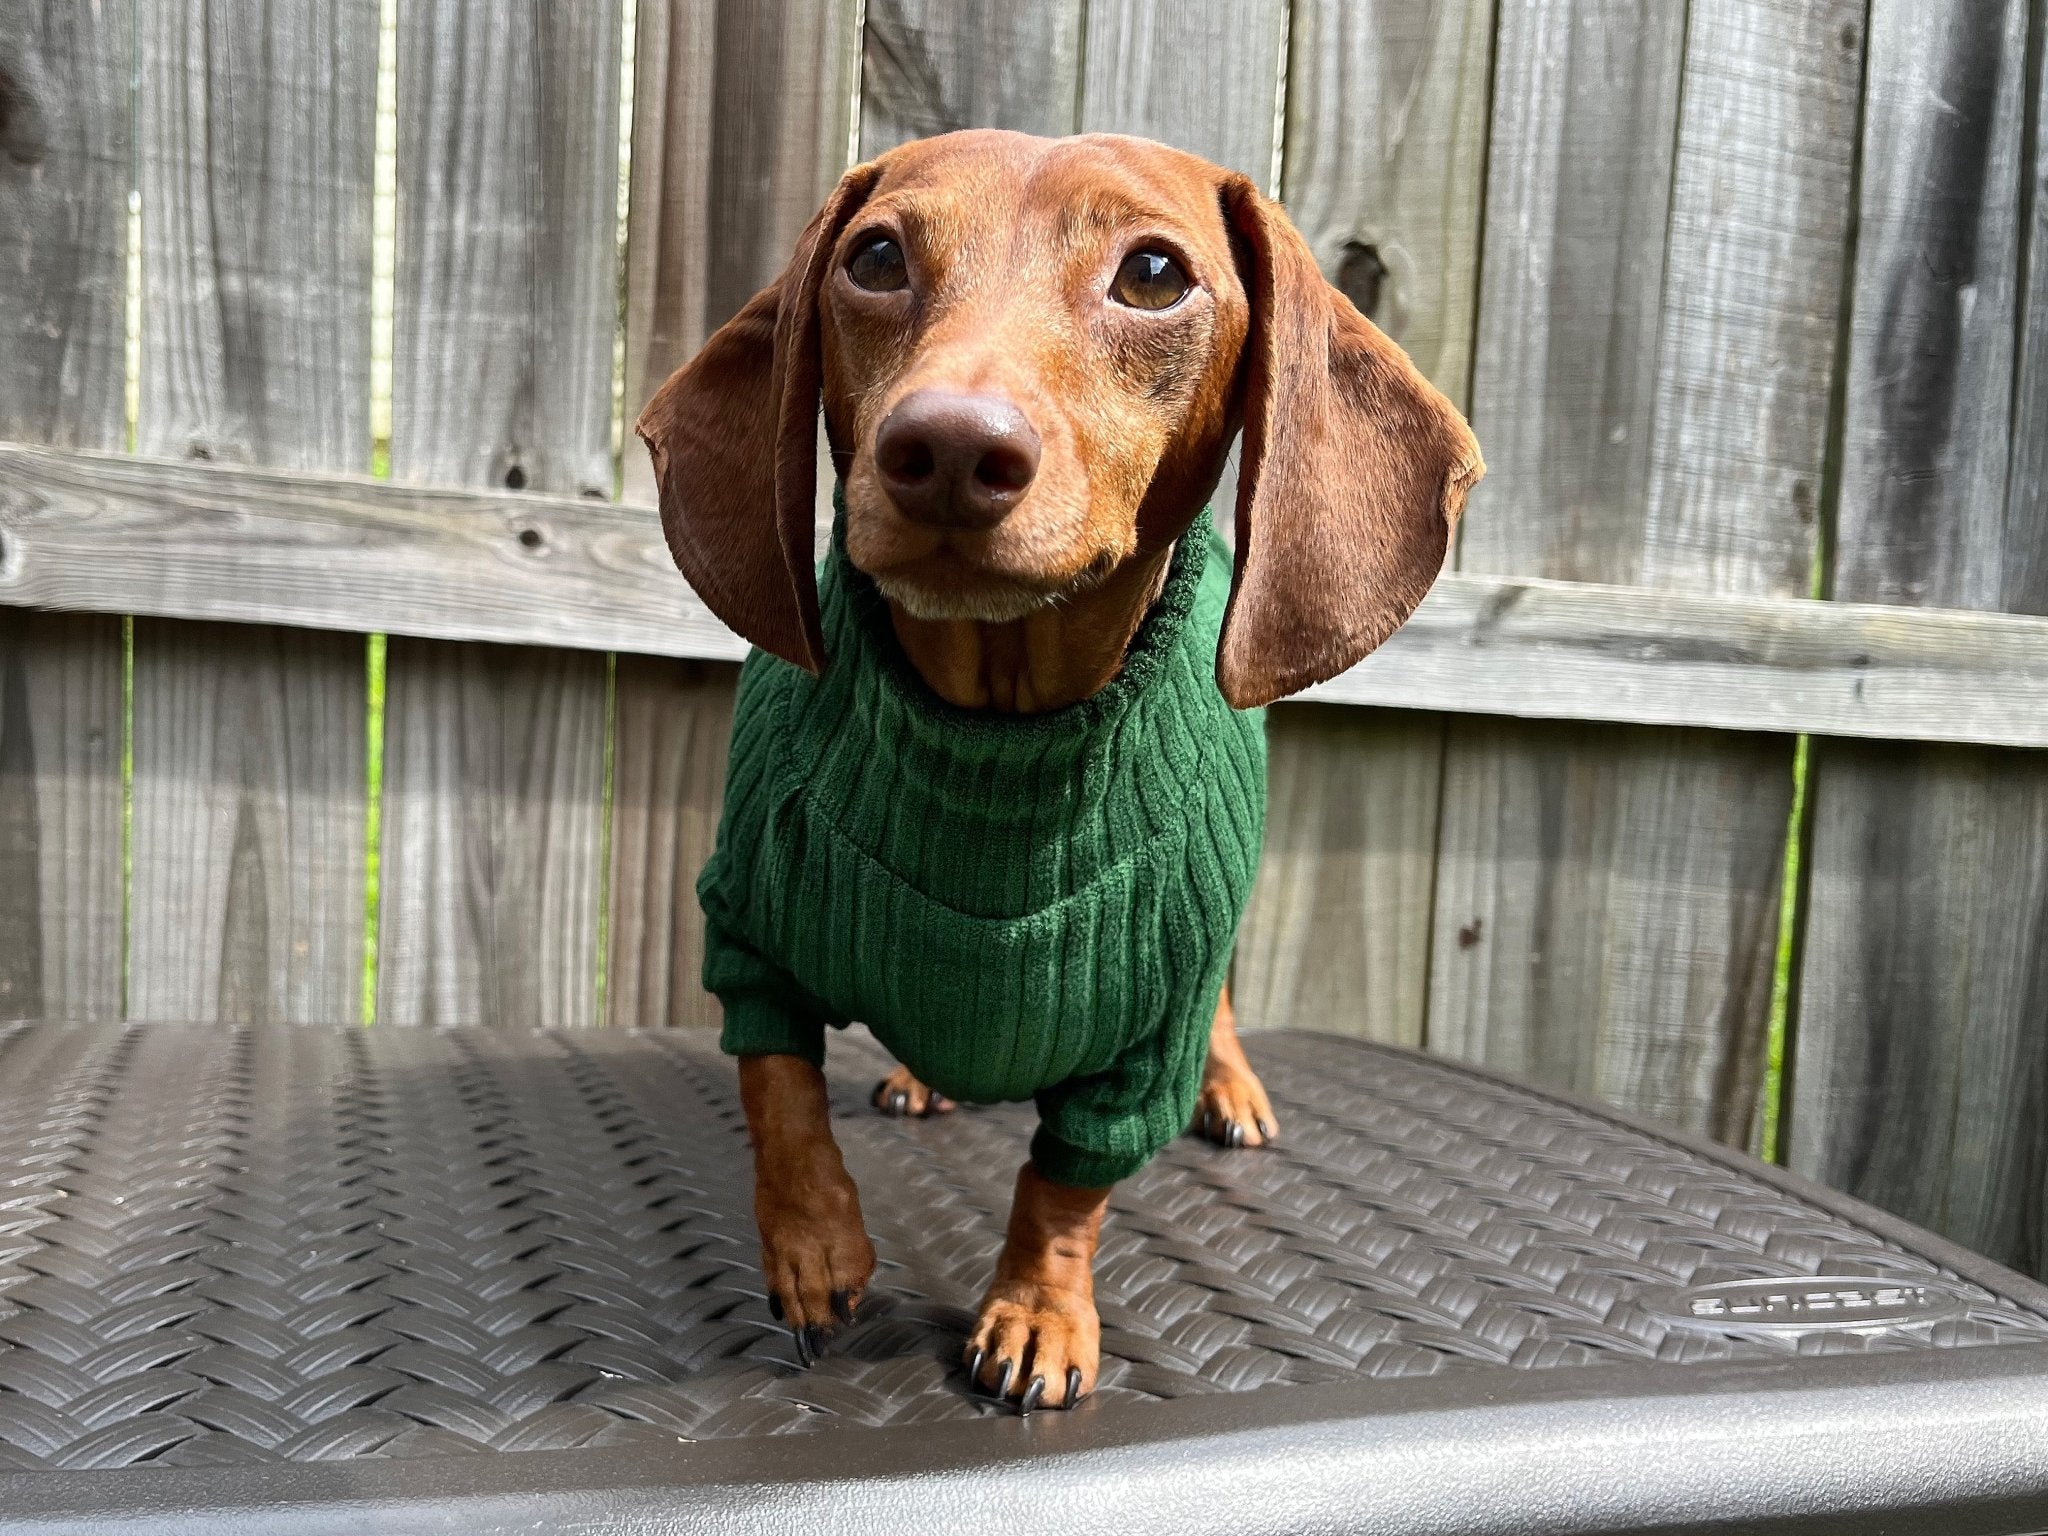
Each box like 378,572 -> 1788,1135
1066,1366 -> 1084,1405
994,1358 -> 1015,1399
831,1288 -> 854,1325
1256,1117 -> 1275,1141
1019,1376 -> 1045,1414
966,1346 -> 985,1386
792,1325 -> 813,1368
768,1293 -> 784,1322
1227,1120 -> 1244,1149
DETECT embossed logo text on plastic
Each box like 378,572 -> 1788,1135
1642,1276 -> 1975,1334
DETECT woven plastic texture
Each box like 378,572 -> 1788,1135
1,1021 -> 2044,1473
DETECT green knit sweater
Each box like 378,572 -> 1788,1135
698,518 -> 1267,1188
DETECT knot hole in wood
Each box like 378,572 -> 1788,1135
0,51 -> 50,167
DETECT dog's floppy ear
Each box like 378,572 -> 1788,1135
1216,175 -> 1483,709
636,163 -> 882,673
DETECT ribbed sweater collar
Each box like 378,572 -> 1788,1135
782,513 -> 1232,917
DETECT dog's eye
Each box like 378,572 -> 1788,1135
1111,249 -> 1189,310
847,235 -> 908,292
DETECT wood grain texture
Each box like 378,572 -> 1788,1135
621,0 -> 861,505
0,611 -> 123,1020
612,0 -> 858,1018
1462,0 -> 1687,581
1431,718 -> 1788,1143
605,657 -> 735,1029
1828,0 -> 2031,613
1791,741 -> 2048,1277
1234,0 -> 1492,1040
379,0 -> 624,1029
1079,0 -> 1288,185
138,0 -> 376,469
1233,705 -> 1442,1046
392,0 -> 621,498
858,0 -> 1082,155
0,0 -> 132,449
1638,0 -> 1863,598
127,621 -> 367,1022
376,642 -> 608,1029
24,446 -> 2048,747
1277,0 -> 1492,396
128,0 -> 377,1023
1431,0 -> 1862,1143
1790,0 -> 2047,1278
0,0 -> 130,1018
0,446 -> 740,659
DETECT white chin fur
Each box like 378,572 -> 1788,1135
871,574 -> 1050,624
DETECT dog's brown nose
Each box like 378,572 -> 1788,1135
874,389 -> 1041,530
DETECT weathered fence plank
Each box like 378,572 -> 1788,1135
622,0 -> 862,505
1790,0 -> 2047,1278
610,0 -> 859,1027
0,612 -> 124,1021
1079,0 -> 1288,186
1277,0 -> 1492,396
859,0 -> 1082,154
1429,0 -> 1860,1145
380,641 -> 610,1030
128,624 -> 370,1022
22,446 -> 2048,749
128,0 -> 377,1023
605,657 -> 736,1029
1233,706 -> 1444,1048
1234,0 -> 1492,1043
0,1 -> 131,447
0,0 -> 130,1019
380,0 -> 624,1028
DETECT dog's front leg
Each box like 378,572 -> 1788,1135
738,1053 -> 877,1363
966,1164 -> 1107,1409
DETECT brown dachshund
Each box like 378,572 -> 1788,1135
639,131 -> 1480,1409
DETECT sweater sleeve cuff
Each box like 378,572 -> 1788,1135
701,909 -> 830,1068
1028,1127 -> 1147,1190
718,998 -> 827,1069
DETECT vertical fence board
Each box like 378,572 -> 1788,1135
0,0 -> 131,1018
1790,0 -> 2047,1276
380,0 -> 624,1028
1276,0 -> 1494,395
608,0 -> 858,1027
129,627 -> 372,1021
622,0 -> 863,503
1080,0 -> 1289,547
1233,0 -> 1493,1043
0,613 -> 124,1021
859,0 -> 1082,155
605,658 -> 735,1028
1428,0 -> 1859,1143
0,0 -> 131,447
1234,706 -> 1444,1046
128,0 -> 378,1023
1079,0 -> 1288,186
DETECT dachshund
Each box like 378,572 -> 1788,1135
638,129 -> 1480,1410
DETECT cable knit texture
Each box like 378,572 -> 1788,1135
699,516 -> 1267,1188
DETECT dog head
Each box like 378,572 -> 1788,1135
638,129 -> 1481,708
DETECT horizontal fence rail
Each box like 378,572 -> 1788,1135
7,441 -> 2048,749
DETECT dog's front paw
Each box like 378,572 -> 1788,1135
964,1283 -> 1099,1411
1192,1055 -> 1278,1149
755,1165 -> 877,1365
872,1064 -> 956,1117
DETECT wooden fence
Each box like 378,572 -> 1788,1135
1,0 -> 2043,1280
